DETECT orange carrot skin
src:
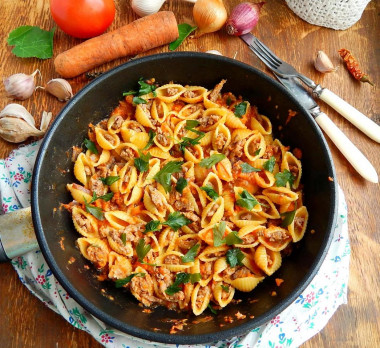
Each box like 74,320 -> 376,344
54,11 -> 179,78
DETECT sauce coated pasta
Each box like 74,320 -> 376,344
66,78 -> 308,315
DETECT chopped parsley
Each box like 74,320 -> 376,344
120,232 -> 127,245
236,190 -> 259,211
213,221 -> 226,247
132,96 -> 148,105
263,156 -> 276,172
136,239 -> 151,262
83,197 -> 104,221
134,151 -> 151,173
181,244 -> 200,263
90,191 -> 114,203
200,185 -> 219,200
240,162 -> 261,173
115,273 -> 145,288
224,231 -> 243,245
100,176 -> 120,186
123,78 -> 157,97
199,154 -> 226,168
275,169 -> 295,187
153,161 -> 183,192
281,204 -> 297,227
234,102 -> 248,118
145,220 -> 161,233
163,212 -> 191,231
143,130 -> 156,150
226,248 -> 245,267
175,177 -> 188,194
82,138 -> 98,155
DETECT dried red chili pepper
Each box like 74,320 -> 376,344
338,48 -> 374,86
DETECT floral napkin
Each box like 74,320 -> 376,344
0,142 -> 350,348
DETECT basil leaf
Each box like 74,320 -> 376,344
275,169 -> 295,187
163,212 -> 191,231
133,96 -> 148,105
236,190 -> 259,211
136,239 -> 151,262
240,162 -> 261,173
208,303 -> 217,314
181,244 -> 200,263
199,154 -> 226,168
200,185 -> 219,200
115,273 -> 145,288
165,272 -> 191,295
190,273 -> 202,284
263,156 -> 276,172
134,151 -> 151,173
281,206 -> 297,227
143,130 -> 156,150
221,284 -> 230,292
122,90 -> 137,96
154,161 -> 183,193
83,138 -> 98,155
169,23 -> 197,51
7,26 -> 55,59
100,176 -> 120,186
138,78 -> 156,96
213,221 -> 226,247
175,177 -> 188,194
226,248 -> 245,267
145,220 -> 161,233
84,197 -> 104,221
90,192 -> 114,203
224,231 -> 243,245
234,102 -> 248,118
121,232 -> 127,246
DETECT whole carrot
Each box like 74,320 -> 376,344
54,12 -> 179,78
338,48 -> 374,86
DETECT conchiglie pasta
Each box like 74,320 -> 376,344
287,205 -> 308,242
191,283 -> 212,315
74,153 -> 94,186
201,196 -> 225,227
155,84 -> 186,103
77,237 -> 110,269
254,245 -> 282,276
95,127 -> 120,150
180,86 -> 207,103
262,186 -> 299,205
213,282 -> 235,307
67,183 -> 93,204
72,206 -> 99,238
108,252 -> 133,280
281,151 -> 302,189
251,114 -> 272,135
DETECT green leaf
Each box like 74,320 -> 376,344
121,232 -> 127,246
154,161 -> 183,193
263,156 -> 276,172
226,96 -> 232,106
163,212 -> 191,231
145,220 -> 161,233
100,176 -> 120,186
169,23 -> 197,51
165,272 -> 191,295
240,162 -> 261,173
90,191 -> 114,203
84,197 -> 104,221
122,90 -> 137,96
234,102 -> 248,118
137,78 -> 157,96
83,138 -> 98,155
236,190 -> 259,211
190,273 -> 202,284
181,244 -> 200,263
115,273 -> 145,288
213,221 -> 226,247
199,154 -> 226,168
200,185 -> 219,200
186,120 -> 200,128
254,148 -> 261,156
224,231 -> 243,245
136,239 -> 151,262
133,96 -> 148,105
134,151 -> 151,173
281,206 -> 297,227
208,303 -> 217,314
7,26 -> 55,59
221,284 -> 230,292
175,177 -> 188,194
226,248 -> 245,267
179,135 -> 204,152
275,169 -> 295,187
143,130 -> 156,150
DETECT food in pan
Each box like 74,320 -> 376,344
65,78 -> 308,315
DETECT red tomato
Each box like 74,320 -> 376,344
50,0 -> 115,39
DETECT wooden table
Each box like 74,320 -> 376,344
0,0 -> 379,347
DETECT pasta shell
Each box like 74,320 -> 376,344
135,104 -> 156,128
155,84 -> 186,103
213,257 -> 228,281
143,185 -> 170,220
178,103 -> 203,120
203,90 -> 220,109
179,282 -> 194,310
256,195 -> 280,219
108,252 -> 133,280
154,123 -> 174,152
158,228 -> 178,252
129,132 -> 150,149
114,143 -> 139,162
76,237 -> 110,269
184,144 -> 204,164
202,172 -> 223,198
201,196 -> 225,228
199,108 -> 227,132
158,251 -> 193,271
244,132 -> 266,161
254,244 -> 282,276
86,149 -> 110,167
222,190 -> 235,216
95,127 -> 120,150
258,225 -> 292,251
173,119 -> 187,142
251,114 -> 272,135
235,225 -> 265,248
67,183 -> 92,204
262,187 -> 298,205
191,283 -> 211,315
225,110 -> 247,129
281,151 -> 302,189
104,210 -> 134,229
199,131 -> 213,146
229,274 -> 264,292
118,162 -> 138,194
175,234 -> 201,254
72,206 -> 99,238
253,170 -> 276,188
213,282 -> 235,307
198,246 -> 229,262
107,232 -> 134,257
231,128 -> 253,141
151,99 -> 169,123
74,153 -> 94,186
189,182 -> 208,208
287,205 -> 308,242
180,86 -> 207,103
124,185 -> 144,206
107,114 -> 124,134
212,124 -> 231,152
182,161 -> 195,179
138,158 -> 161,188
149,146 -> 174,160
212,156 -> 233,182
230,211 -> 267,228
120,120 -> 145,142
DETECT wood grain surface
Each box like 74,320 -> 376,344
0,0 -> 379,347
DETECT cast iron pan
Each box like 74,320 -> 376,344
31,52 -> 337,344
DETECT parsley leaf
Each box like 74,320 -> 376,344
136,239 -> 151,262
154,161 -> 183,193
145,220 -> 161,233
143,130 -> 156,150
200,185 -> 219,200
100,176 -> 120,186
90,191 -> 114,203
190,273 -> 202,283
224,231 -> 243,245
226,96 -> 232,106
165,272 -> 191,295
275,169 -> 295,187
208,303 -> 217,314
221,284 -> 230,292
83,138 -> 98,155
122,90 -> 137,96
281,205 -> 297,227
163,212 -> 191,231
134,151 -> 151,173
199,154 -> 226,168
175,177 -> 188,194
121,233 -> 127,246
236,190 -> 259,211
263,156 -> 276,172
7,26 -> 55,59
240,162 -> 261,173
254,148 -> 261,156
213,221 -> 226,247
234,102 -> 248,118
179,135 -> 204,152
133,96 -> 148,105
226,248 -> 245,267
181,244 -> 200,263
169,23 -> 197,51
83,197 -> 104,221
115,273 -> 145,288
137,78 -> 157,96
185,120 -> 204,136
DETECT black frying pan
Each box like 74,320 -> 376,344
28,52 -> 337,344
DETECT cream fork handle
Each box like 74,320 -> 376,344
315,112 -> 378,183
318,88 -> 380,143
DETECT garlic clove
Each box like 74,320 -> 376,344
131,0 -> 166,17
0,117 -> 44,143
314,51 -> 337,73
0,104 -> 36,128
3,70 -> 40,101
40,111 -> 53,132
45,78 -> 73,101
205,50 -> 223,55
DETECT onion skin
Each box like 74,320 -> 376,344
193,0 -> 228,37
226,2 -> 265,36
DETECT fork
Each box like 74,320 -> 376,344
241,33 -> 380,143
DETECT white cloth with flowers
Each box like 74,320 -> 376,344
0,142 -> 350,348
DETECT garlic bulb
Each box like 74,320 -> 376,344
0,104 -> 52,143
131,0 -> 197,17
3,70 -> 40,100
314,51 -> 337,73
46,78 -> 73,101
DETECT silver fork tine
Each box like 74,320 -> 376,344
254,39 -> 283,66
251,43 -> 280,68
248,44 -> 277,71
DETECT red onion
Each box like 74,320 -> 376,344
226,2 -> 265,36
